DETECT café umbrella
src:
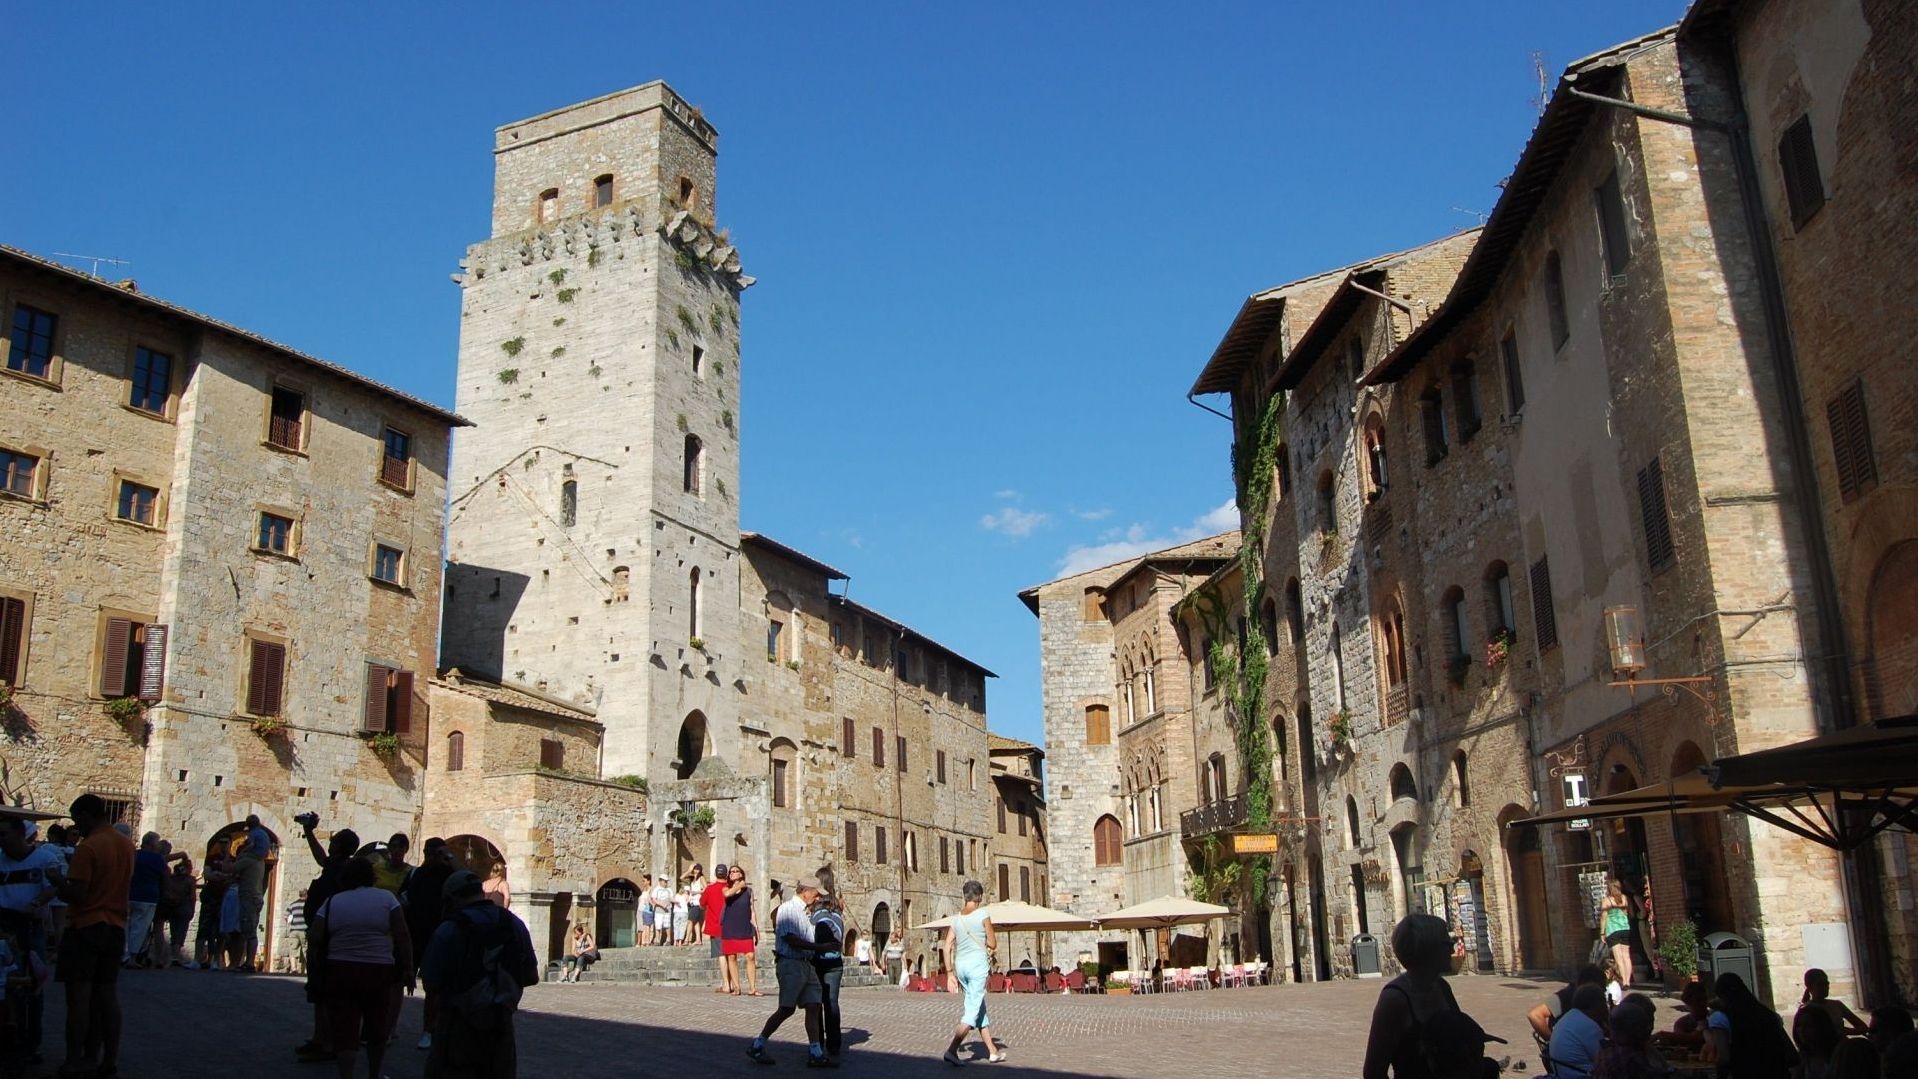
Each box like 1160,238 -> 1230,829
914,901 -> 1099,975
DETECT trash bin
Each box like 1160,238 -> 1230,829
1698,931 -> 1755,990
1352,933 -> 1382,979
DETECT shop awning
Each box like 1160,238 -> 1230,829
1707,714 -> 1918,790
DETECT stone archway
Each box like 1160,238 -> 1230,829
596,877 -> 643,949
205,819 -> 282,971
676,710 -> 711,780
1865,540 -> 1918,717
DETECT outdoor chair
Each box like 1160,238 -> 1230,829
1062,969 -> 1086,993
1220,963 -> 1244,988
987,972 -> 1007,993
1009,972 -> 1040,993
1188,966 -> 1211,990
1042,971 -> 1066,993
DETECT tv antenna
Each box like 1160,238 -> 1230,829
1530,51 -> 1552,115
1450,207 -> 1490,226
51,252 -> 131,279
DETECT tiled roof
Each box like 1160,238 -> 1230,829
987,732 -> 1040,753
432,670 -> 598,722
0,244 -> 468,427
740,532 -> 850,580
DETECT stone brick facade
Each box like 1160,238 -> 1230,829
0,246 -> 457,967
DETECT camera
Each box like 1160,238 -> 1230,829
293,811 -> 320,831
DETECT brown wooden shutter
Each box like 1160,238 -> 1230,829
1530,558 -> 1559,651
391,670 -> 414,734
1637,457 -> 1675,571
0,597 -> 25,686
936,749 -> 946,784
1778,115 -> 1825,229
262,642 -> 286,715
940,836 -> 950,874
446,731 -> 464,772
998,862 -> 1010,901
540,738 -> 564,770
1020,866 -> 1031,902
772,759 -> 788,808
896,735 -> 907,773
362,663 -> 390,731
250,640 -> 286,716
101,618 -> 133,697
872,727 -> 884,768
1827,381 -> 1876,501
841,717 -> 855,758
875,827 -> 887,865
845,821 -> 858,863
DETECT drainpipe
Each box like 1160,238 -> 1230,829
1568,63 -> 1881,1001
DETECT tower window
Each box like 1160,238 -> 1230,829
678,177 -> 698,209
538,188 -> 559,225
1595,168 -> 1631,277
593,174 -> 614,209
683,434 -> 704,496
692,345 -> 704,377
560,480 -> 578,527
1777,115 -> 1824,230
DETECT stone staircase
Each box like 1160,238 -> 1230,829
570,946 -> 892,989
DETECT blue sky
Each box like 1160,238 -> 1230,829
7,2 -> 1686,745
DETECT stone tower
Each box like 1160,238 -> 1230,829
443,82 -> 752,782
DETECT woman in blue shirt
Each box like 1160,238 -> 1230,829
940,880 -> 1005,1066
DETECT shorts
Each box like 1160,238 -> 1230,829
722,937 -> 755,957
57,922 -> 125,984
709,937 -> 723,959
1605,929 -> 1632,947
641,907 -> 655,926
688,904 -> 703,924
776,956 -> 822,1008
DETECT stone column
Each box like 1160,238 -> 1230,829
522,891 -> 560,975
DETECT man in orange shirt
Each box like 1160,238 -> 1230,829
55,794 -> 134,1079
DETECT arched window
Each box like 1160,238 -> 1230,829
1441,586 -> 1469,661
560,480 -> 578,527
1344,795 -> 1361,849
1285,578 -> 1304,642
1452,360 -> 1482,441
683,434 -> 704,496
1093,815 -> 1122,866
770,738 -> 797,810
1085,704 -> 1111,746
537,187 -> 559,225
1143,662 -> 1157,714
593,174 -> 614,208
1363,414 -> 1388,496
1316,470 -> 1337,533
1389,763 -> 1418,803
1484,562 -> 1516,637
1453,751 -> 1470,807
1260,595 -> 1279,656
688,568 -> 702,639
445,730 -> 465,772
1270,713 -> 1288,788
676,710 -> 710,780
1379,600 -> 1408,688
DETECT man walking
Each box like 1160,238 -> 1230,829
403,838 -> 456,1051
232,814 -> 272,971
422,870 -> 538,1078
810,867 -> 847,1062
55,794 -> 135,1079
746,876 -> 836,1068
124,832 -> 166,967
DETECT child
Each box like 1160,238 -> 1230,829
1602,959 -> 1625,1007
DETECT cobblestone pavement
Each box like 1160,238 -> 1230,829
32,968 -> 1610,1077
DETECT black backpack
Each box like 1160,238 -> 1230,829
442,909 -> 535,1029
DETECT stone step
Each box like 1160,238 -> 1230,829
563,946 -> 890,989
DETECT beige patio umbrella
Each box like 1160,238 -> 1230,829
1094,896 -> 1231,930
914,901 -> 1099,976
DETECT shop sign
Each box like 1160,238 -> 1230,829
1561,772 -> 1590,830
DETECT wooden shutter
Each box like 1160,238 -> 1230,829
391,670 -> 414,734
1020,866 -> 1031,902
1501,332 -> 1525,414
896,735 -> 907,773
101,618 -> 133,697
446,731 -> 465,772
940,836 -> 950,873
872,726 -> 884,767
250,640 -> 286,716
540,738 -> 564,770
1637,457 -> 1675,571
936,749 -> 946,784
1530,558 -> 1559,651
1827,381 -> 1876,501
997,797 -> 1007,834
0,596 -> 25,686
875,827 -> 887,865
772,759 -> 788,808
997,862 -> 1010,901
842,717 -> 855,758
844,821 -> 858,863
362,663 -> 391,731
1778,115 -> 1824,229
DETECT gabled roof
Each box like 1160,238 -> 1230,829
1273,268 -> 1386,391
740,532 -> 850,581
1,245 -> 468,427
432,669 -> 598,724
1364,26 -> 1678,386
1108,531 -> 1242,594
1188,266 -> 1351,397
1018,530 -> 1241,614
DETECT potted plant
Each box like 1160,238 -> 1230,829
251,715 -> 286,738
1484,629 -> 1514,670
104,697 -> 146,723
1104,976 -> 1131,995
366,732 -> 401,756
1328,710 -> 1354,752
1656,919 -> 1700,984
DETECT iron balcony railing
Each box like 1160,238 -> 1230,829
1180,792 -> 1248,838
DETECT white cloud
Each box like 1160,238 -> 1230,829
980,506 -> 1049,538
994,489 -> 1021,500
1056,498 -> 1239,576
1072,507 -> 1113,521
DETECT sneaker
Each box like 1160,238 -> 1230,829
943,1050 -> 966,1067
746,1045 -> 775,1066
806,1055 -> 839,1069
416,1034 -> 432,1051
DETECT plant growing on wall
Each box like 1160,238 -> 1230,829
677,305 -> 696,332
498,369 -> 519,385
721,409 -> 734,430
715,478 -> 728,499
709,306 -> 724,333
550,346 -> 566,358
588,365 -> 602,378
675,248 -> 699,272
587,245 -> 604,268
548,268 -> 568,286
365,732 -> 401,756
553,317 -> 567,327
556,288 -> 578,304
712,360 -> 725,377
251,715 -> 286,738
785,660 -> 800,672
689,637 -> 706,652
675,413 -> 688,432
1328,710 -> 1354,749
500,337 -> 525,357
609,774 -> 648,793
665,329 -> 681,350
104,697 -> 146,723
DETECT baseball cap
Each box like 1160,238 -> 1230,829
442,869 -> 484,900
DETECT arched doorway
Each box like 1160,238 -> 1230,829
871,902 -> 892,974
1306,852 -> 1331,982
1389,823 -> 1418,922
1600,765 -> 1654,978
596,878 -> 641,949
1456,850 -> 1494,972
1865,541 -> 1918,716
1501,804 -> 1553,970
206,820 -> 281,971
676,710 -> 710,780
1668,742 -> 1735,933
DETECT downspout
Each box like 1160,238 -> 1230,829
1569,67 -> 1881,999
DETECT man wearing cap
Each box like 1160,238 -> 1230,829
422,869 -> 538,1078
746,875 -> 836,1068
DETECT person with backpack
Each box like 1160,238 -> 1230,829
422,869 -> 538,1078
309,857 -> 413,1079
1362,913 -> 1474,1079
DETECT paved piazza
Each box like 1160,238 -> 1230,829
34,969 -> 1609,1077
